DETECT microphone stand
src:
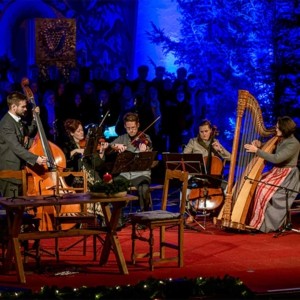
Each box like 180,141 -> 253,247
244,176 -> 300,238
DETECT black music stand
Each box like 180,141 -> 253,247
111,151 -> 157,175
108,151 -> 157,223
162,153 -> 206,175
191,174 -> 228,191
83,127 -> 102,158
82,127 -> 104,182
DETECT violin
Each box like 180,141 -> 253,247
79,136 -> 107,153
131,131 -> 151,148
79,138 -> 87,149
130,116 -> 161,148
107,116 -> 160,154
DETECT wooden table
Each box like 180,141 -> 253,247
0,192 -> 138,283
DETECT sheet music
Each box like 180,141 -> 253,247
111,151 -> 157,174
162,153 -> 206,175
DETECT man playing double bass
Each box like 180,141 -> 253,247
183,119 -> 231,223
0,91 -> 47,197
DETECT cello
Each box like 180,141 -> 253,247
22,78 -> 80,230
188,126 -> 225,212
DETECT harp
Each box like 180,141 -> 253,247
217,90 -> 278,230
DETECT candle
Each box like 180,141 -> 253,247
103,172 -> 113,183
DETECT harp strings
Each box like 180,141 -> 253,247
233,110 -> 259,200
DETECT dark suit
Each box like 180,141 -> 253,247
0,112 -> 38,196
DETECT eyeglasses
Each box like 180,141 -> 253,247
125,126 -> 137,131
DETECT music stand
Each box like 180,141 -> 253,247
162,153 -> 206,175
111,151 -> 157,174
108,151 -> 157,221
83,127 -> 102,157
163,153 -> 209,231
191,174 -> 228,190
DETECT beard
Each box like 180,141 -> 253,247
15,110 -> 26,118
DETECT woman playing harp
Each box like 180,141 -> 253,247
244,116 -> 300,233
218,90 -> 279,230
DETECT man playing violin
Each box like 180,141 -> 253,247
110,112 -> 152,211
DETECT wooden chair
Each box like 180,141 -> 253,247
287,192 -> 300,230
130,168 -> 189,270
285,160 -> 300,231
54,170 -> 100,261
0,169 -> 27,196
128,183 -> 164,211
0,169 -> 40,265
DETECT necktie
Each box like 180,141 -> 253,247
18,120 -> 24,134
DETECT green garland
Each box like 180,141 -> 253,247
89,177 -> 130,195
0,275 -> 255,299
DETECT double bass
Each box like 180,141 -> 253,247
22,78 -> 80,231
188,126 -> 225,212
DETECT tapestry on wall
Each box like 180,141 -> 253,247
35,18 -> 76,78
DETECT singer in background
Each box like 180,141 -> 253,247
245,116 -> 300,233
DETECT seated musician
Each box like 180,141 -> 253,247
61,118 -> 109,219
183,119 -> 231,160
61,118 -> 109,185
110,112 -> 152,211
245,116 -> 300,233
183,119 -> 231,223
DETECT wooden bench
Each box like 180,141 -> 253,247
18,228 -> 103,261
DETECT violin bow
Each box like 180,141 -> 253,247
131,115 -> 161,145
99,110 -> 110,128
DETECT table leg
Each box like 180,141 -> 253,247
99,202 -> 128,274
4,208 -> 26,283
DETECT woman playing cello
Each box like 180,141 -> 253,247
183,119 -> 231,160
183,119 -> 231,223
